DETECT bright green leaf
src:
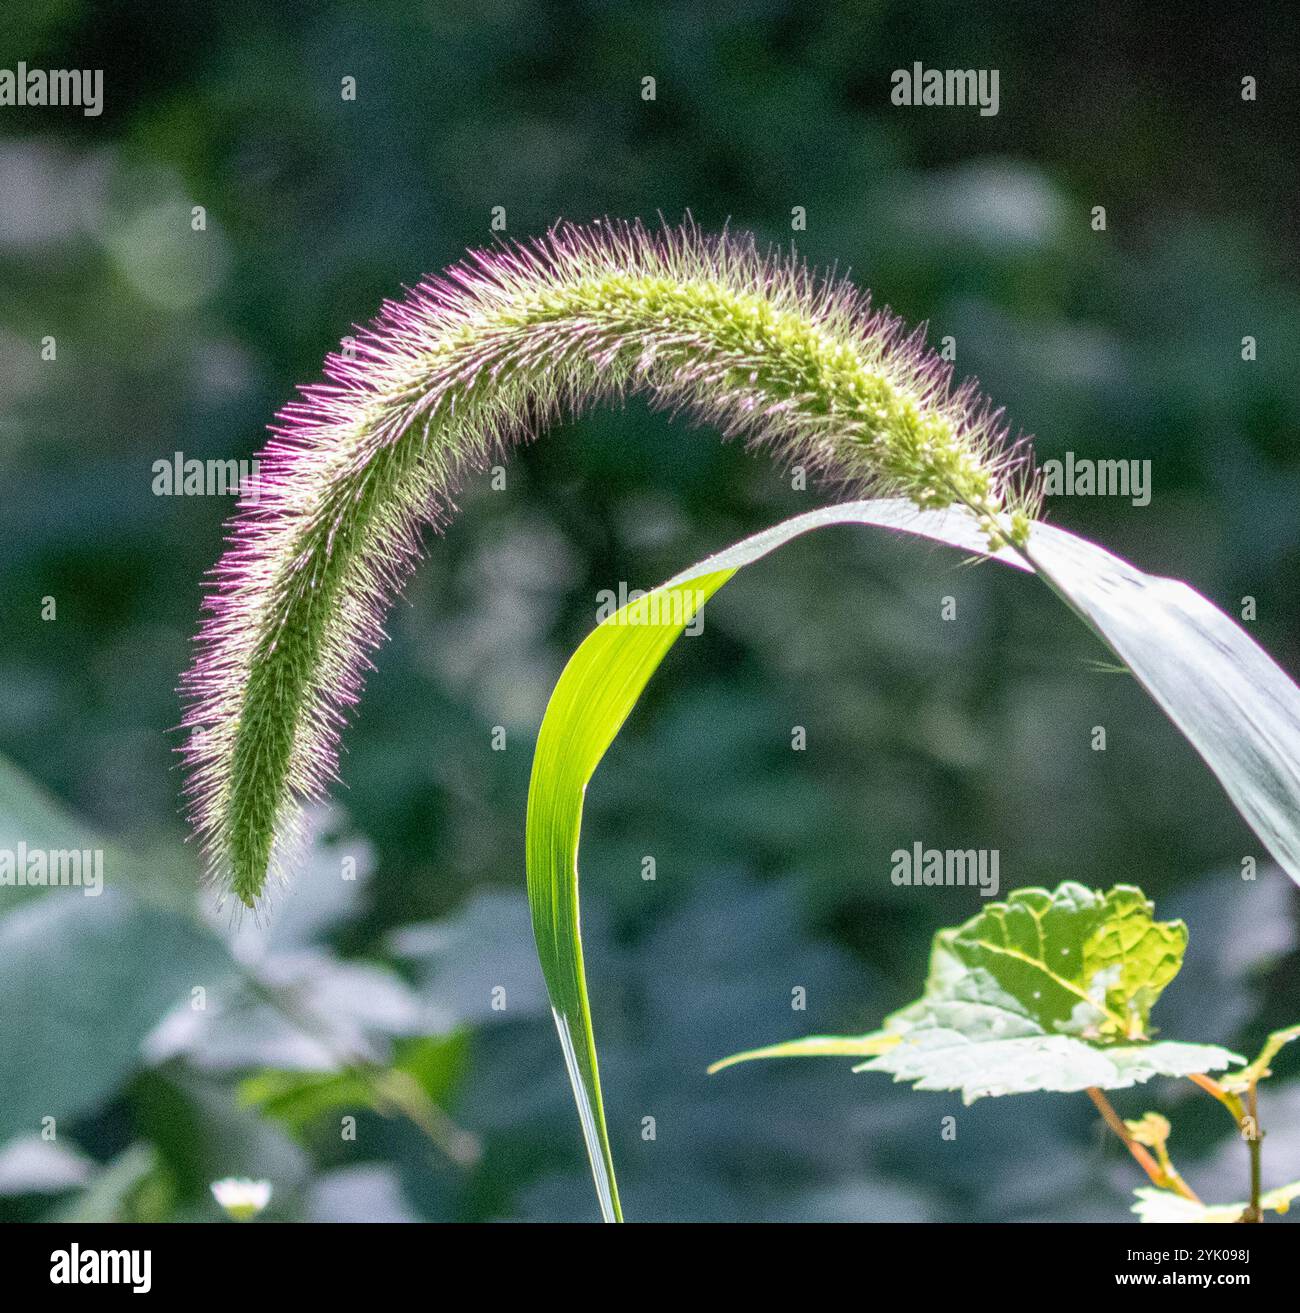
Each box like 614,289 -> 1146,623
526,499 -> 1026,1220
707,1033 -> 901,1074
239,1068 -> 380,1131
717,883 -> 1240,1104
935,884 -> 1187,1043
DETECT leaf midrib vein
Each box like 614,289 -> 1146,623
963,935 -> 1129,1031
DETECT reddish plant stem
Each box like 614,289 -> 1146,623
1086,1086 -> 1202,1204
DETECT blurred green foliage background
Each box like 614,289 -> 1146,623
1,1 -> 1298,1221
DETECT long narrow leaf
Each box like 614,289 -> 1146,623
707,1033 -> 901,1074
525,500 -> 1025,1220
525,569 -> 732,1224
1025,527 -> 1300,880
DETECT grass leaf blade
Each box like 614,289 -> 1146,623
1026,525 -> 1300,885
525,500 -> 1018,1219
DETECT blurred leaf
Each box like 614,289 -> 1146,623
240,1068 -> 377,1130
0,752 -> 121,907
0,1134 -> 92,1195
305,1164 -> 420,1223
0,889 -> 231,1141
1133,1181 -> 1300,1223
129,1069 -> 309,1208
48,1144 -> 159,1223
149,807 -> 424,1075
0,754 -> 103,852
147,951 -> 426,1073
241,1033 -> 478,1165
1157,867 -> 1296,1045
388,889 -> 550,1027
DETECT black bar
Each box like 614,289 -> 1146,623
3,1221 -> 1294,1297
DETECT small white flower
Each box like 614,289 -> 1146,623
211,1177 -> 272,1221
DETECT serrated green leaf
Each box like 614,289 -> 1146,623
938,884 -> 1187,1042
855,1030 -> 1238,1104
714,883 -> 1242,1103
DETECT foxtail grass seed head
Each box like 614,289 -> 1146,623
181,218 -> 1042,907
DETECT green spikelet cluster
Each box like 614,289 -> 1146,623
181,219 -> 1042,907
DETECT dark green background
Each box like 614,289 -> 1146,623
1,1 -> 1298,1221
